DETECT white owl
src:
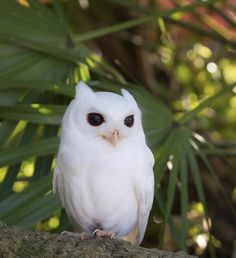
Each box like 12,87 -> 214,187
53,82 -> 155,245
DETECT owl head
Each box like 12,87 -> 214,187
65,82 -> 145,147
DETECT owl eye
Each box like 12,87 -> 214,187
87,113 -> 104,126
124,115 -> 134,127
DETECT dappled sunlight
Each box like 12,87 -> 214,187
35,210 -> 61,232
38,107 -> 53,115
78,64 -> 90,82
6,121 -> 27,146
31,103 -> 53,115
232,86 -> 236,94
74,53 -> 105,83
229,95 -> 236,108
86,56 -> 99,69
176,64 -> 192,84
17,0 -> 29,7
206,62 -> 217,74
53,84 -> 60,91
51,158 -> 56,171
190,202 -> 204,215
193,57 -> 205,70
181,93 -> 199,111
160,46 -> 173,65
31,104 -> 40,109
12,181 -> 29,193
18,159 -> 35,178
161,201 -> 212,255
219,59 -> 236,84
193,133 -> 206,144
203,84 -> 216,96
186,203 -> 212,255
201,107 -> 216,118
232,187 -> 236,203
0,167 -> 7,183
90,53 -> 103,63
194,234 -> 208,255
194,43 -> 212,59
48,216 -> 60,229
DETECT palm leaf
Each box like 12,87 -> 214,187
0,105 -> 65,125
0,80 -> 74,97
0,137 -> 59,167
0,174 -> 61,227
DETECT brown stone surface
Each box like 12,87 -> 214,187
0,221 -> 197,258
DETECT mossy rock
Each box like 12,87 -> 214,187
0,222 -> 197,258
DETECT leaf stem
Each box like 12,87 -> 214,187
74,1 -> 214,43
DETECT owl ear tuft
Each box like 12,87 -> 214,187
121,89 -> 137,106
75,81 -> 94,100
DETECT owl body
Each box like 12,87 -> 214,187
53,82 -> 154,244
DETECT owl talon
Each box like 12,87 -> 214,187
110,232 -> 116,239
93,229 -> 116,239
93,228 -> 100,236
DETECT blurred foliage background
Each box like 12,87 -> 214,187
0,0 -> 235,257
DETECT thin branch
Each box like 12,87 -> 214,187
164,17 -> 236,50
74,1 -> 214,43
209,5 -> 236,29
101,0 -> 236,50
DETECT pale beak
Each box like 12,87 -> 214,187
104,130 -> 119,146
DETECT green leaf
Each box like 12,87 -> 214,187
155,127 -> 192,250
165,153 -> 179,221
0,137 -> 59,167
0,174 -> 52,219
0,122 -> 17,146
0,43 -> 76,81
0,80 -> 75,97
6,192 -> 60,227
187,145 -> 208,221
0,105 -> 66,125
32,125 -> 58,181
196,144 -> 236,221
179,84 -> 235,124
154,131 -> 176,184
0,1 -> 85,63
179,134 -> 189,244
0,124 -> 39,200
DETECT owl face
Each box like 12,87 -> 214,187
69,82 -> 144,146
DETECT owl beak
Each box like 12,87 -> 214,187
104,130 -> 119,146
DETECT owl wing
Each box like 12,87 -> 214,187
134,147 -> 155,244
53,153 -> 66,208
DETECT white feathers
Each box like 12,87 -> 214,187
75,81 -> 95,101
121,88 -> 138,107
53,81 -> 155,245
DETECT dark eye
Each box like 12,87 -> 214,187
124,115 -> 134,127
87,113 -> 104,126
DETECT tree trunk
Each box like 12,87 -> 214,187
0,221 -> 197,258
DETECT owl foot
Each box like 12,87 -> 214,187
93,229 -> 116,239
61,231 -> 93,240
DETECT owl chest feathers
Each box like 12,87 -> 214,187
58,134 -> 146,236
